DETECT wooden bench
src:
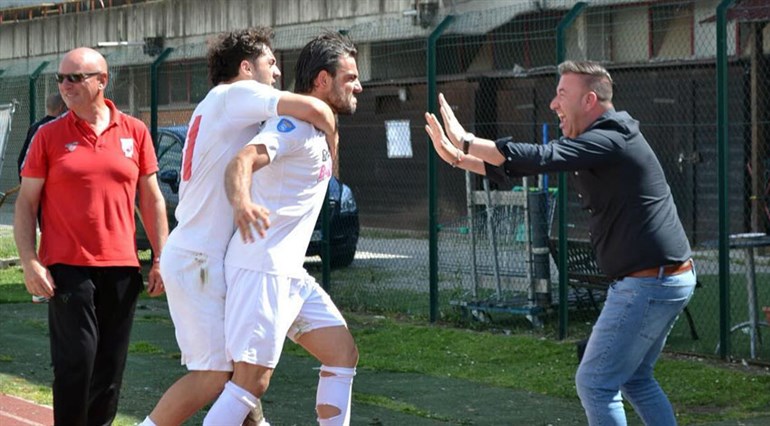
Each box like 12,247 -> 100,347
549,238 -> 700,340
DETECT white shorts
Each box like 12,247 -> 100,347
160,245 -> 231,371
224,267 -> 347,368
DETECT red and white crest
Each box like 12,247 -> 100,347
120,138 -> 134,157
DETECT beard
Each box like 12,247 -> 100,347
329,91 -> 357,115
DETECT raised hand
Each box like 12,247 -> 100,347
424,111 -> 462,167
438,93 -> 467,148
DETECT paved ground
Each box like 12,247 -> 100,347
3,379 -> 770,426
2,232 -> 770,424
0,393 -> 52,426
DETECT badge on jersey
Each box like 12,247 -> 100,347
120,138 -> 134,157
65,141 -> 78,152
276,118 -> 296,133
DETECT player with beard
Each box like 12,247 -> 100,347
203,31 -> 361,426
139,27 -> 336,426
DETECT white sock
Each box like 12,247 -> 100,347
244,401 -> 270,426
203,381 -> 258,425
316,365 -> 356,426
137,417 -> 157,426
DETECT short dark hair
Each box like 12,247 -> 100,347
294,31 -> 357,94
558,60 -> 613,102
207,27 -> 274,86
45,93 -> 66,115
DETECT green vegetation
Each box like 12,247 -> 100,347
128,341 -> 164,355
0,267 -> 28,303
1,233 -> 769,424
0,226 -> 17,259
1,292 -> 770,424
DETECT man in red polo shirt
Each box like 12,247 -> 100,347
14,47 -> 168,426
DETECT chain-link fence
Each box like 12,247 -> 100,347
0,59 -> 44,224
427,0 -> 770,363
2,0 -> 770,362
300,20 -> 434,318
720,0 -> 770,361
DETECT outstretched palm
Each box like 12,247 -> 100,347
438,93 -> 466,147
424,111 -> 459,166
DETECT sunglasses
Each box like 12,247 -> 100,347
55,72 -> 101,84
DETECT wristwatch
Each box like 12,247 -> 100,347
462,132 -> 475,154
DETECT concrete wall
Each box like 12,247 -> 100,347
0,0 -> 418,61
0,0 -> 745,65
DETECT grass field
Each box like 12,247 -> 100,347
1,232 -> 770,424
1,263 -> 770,425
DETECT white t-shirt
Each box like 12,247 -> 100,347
224,115 -> 332,278
165,80 -> 282,258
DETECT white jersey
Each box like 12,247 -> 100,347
225,115 -> 332,278
165,80 -> 282,258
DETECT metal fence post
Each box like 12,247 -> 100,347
428,15 -> 455,323
29,61 -> 49,126
555,2 -> 586,340
716,0 -> 735,359
150,47 -> 173,150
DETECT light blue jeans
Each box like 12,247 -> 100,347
575,266 -> 697,426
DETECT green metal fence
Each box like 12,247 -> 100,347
2,0 -> 770,362
425,0 -> 770,363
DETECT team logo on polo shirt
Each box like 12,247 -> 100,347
276,118 -> 296,133
121,138 -> 134,157
65,142 -> 78,152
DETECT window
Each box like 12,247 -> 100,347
158,61 -> 209,105
650,3 -> 693,59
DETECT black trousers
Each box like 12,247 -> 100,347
47,264 -> 143,426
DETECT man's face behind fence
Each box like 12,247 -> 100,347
326,54 -> 362,116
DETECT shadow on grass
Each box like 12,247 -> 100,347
1,259 -> 770,425
0,299 -> 591,426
